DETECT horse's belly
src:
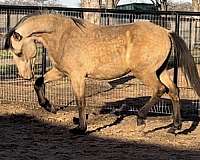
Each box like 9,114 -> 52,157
88,64 -> 130,80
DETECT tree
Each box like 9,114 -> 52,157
150,0 -> 168,11
192,0 -> 200,11
80,0 -> 120,24
81,0 -> 120,9
167,1 -> 192,11
3,0 -> 59,6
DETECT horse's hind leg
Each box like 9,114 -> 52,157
160,70 -> 182,133
137,74 -> 167,127
34,67 -> 64,114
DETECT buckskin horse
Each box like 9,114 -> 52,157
4,13 -> 200,134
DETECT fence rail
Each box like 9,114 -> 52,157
0,5 -> 199,118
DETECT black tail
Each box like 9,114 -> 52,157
169,32 -> 200,97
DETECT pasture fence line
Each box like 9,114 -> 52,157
0,5 -> 199,118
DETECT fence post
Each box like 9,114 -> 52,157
129,14 -> 134,23
189,18 -> 192,51
42,47 -> 47,96
173,13 -> 180,86
6,10 -> 10,32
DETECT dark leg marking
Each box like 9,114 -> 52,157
34,77 -> 56,114
167,89 -> 182,134
137,85 -> 167,127
69,96 -> 87,135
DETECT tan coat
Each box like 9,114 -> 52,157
5,14 -> 200,134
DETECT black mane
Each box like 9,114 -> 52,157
71,17 -> 85,30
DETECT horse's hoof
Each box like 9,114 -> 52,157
40,100 -> 57,114
69,127 -> 87,135
167,127 -> 176,134
167,124 -> 182,134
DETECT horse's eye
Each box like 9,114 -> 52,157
13,32 -> 22,41
16,52 -> 23,57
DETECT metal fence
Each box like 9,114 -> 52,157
0,5 -> 200,118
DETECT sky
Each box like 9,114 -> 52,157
59,0 -> 192,7
59,0 -> 80,7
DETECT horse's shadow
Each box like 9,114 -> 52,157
87,115 -> 125,134
98,97 -> 200,135
144,120 -> 199,135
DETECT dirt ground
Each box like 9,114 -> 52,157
0,102 -> 200,160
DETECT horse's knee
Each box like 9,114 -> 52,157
34,77 -> 44,89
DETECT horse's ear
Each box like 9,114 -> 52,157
22,38 -> 36,58
4,31 -> 22,49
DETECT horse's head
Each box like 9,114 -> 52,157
5,14 -> 81,80
4,14 -> 56,80
5,30 -> 37,80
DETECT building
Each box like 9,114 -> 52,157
116,3 -> 157,11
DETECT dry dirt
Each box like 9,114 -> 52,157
0,102 -> 200,160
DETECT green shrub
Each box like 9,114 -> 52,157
0,50 -> 13,59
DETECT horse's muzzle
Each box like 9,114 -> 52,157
18,72 -> 33,80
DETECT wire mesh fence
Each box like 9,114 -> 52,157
0,5 -> 199,118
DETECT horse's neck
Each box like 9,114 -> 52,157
16,15 -> 62,36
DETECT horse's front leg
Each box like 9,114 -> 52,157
34,67 -> 64,113
69,74 -> 87,135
